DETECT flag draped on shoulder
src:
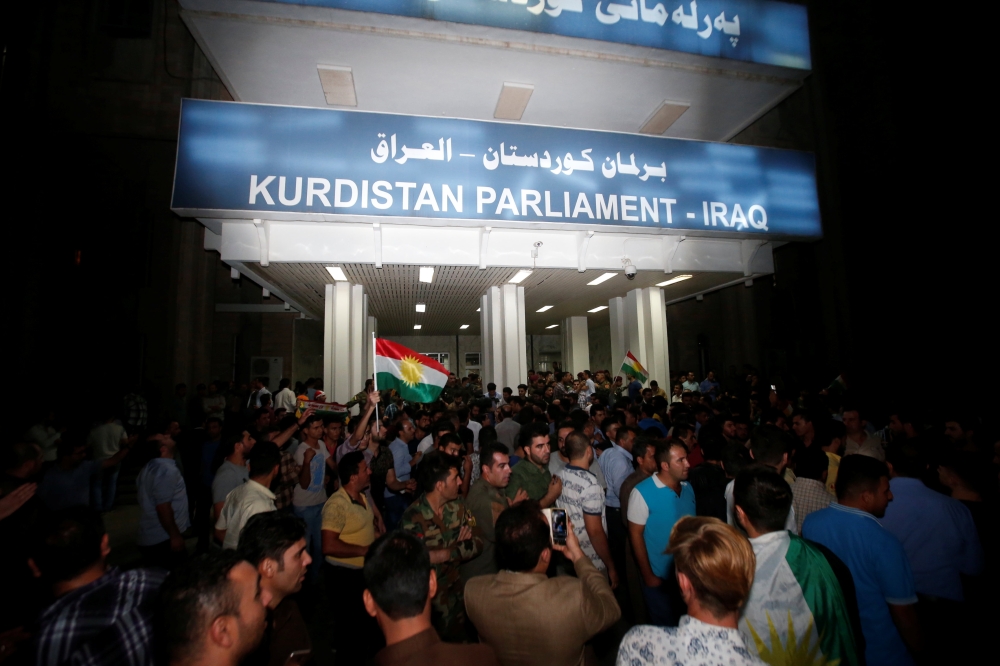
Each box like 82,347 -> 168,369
740,532 -> 859,666
619,351 -> 648,383
375,338 -> 448,404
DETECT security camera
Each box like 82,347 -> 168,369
624,263 -> 637,280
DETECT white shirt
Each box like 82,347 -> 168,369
87,422 -> 127,461
618,616 -> 764,665
273,387 -> 297,412
215,479 -> 276,549
725,478 -> 797,534
464,420 -> 482,452
416,434 -> 435,456
293,441 -> 330,507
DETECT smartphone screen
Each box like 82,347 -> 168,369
550,508 -> 567,546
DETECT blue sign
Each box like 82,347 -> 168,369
262,0 -> 810,70
172,99 -> 821,239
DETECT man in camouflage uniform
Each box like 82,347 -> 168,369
400,450 -> 483,642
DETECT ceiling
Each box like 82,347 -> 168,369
180,0 -> 806,142
249,262 -> 742,335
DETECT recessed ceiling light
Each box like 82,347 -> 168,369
476,307 -> 481,312
656,274 -> 693,287
415,303 -> 426,312
588,306 -> 608,313
546,324 -> 559,329
419,266 -> 434,283
509,269 -> 533,284
413,324 -> 422,330
460,324 -> 469,329
587,272 -> 617,285
326,266 -> 347,281
536,305 -> 553,312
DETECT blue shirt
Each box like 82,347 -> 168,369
136,458 -> 190,547
598,443 -> 634,509
200,439 -> 221,488
637,418 -> 668,438
39,461 -> 103,511
628,380 -> 643,403
880,477 -> 982,601
629,475 -> 696,578
384,437 -> 412,499
802,503 -> 917,666
699,379 -> 720,397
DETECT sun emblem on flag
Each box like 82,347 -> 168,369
399,355 -> 425,387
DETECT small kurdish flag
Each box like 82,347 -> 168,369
620,351 -> 648,383
375,338 -> 448,404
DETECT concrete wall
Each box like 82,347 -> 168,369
293,319 -> 324,386
588,322 -> 612,374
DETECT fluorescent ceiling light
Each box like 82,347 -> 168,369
415,303 -> 426,313
317,65 -> 357,107
588,306 -> 608,313
509,269 -> 533,284
640,101 -> 690,135
476,307 -> 481,312
587,272 -> 617,286
326,266 -> 348,281
413,325 -> 422,330
460,324 -> 469,329
419,266 -> 434,283
656,274 -> 694,287
536,305 -> 553,312
494,82 -> 534,121
546,324 -> 559,329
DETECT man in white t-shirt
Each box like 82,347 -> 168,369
87,414 -> 134,512
273,378 -> 297,413
556,431 -> 617,587
215,442 -> 281,549
294,414 -> 335,582
415,419 -> 456,457
458,408 -> 482,452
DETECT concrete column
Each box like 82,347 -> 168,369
609,296 -> 627,374
480,284 -> 527,389
561,316 -> 590,375
619,287 -> 670,386
323,282 -> 366,404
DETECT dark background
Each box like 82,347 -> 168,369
2,1 -> 993,424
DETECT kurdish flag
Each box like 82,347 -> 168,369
619,351 -> 648,383
739,532 -> 859,666
375,338 -> 448,404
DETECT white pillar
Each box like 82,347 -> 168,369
619,287 -> 670,386
323,282 -> 367,404
561,316 -> 590,376
609,296 -> 627,374
364,312 -> 378,383
480,284 -> 527,389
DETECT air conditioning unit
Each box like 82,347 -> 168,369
250,357 -> 283,392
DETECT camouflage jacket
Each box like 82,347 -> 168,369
400,494 -> 484,641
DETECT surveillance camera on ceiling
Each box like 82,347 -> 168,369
624,262 -> 637,280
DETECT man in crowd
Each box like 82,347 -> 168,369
194,417 -> 224,552
247,377 -> 272,410
803,455 -> 922,666
465,501 -> 620,666
619,436 -> 656,525
238,512 -> 313,666
214,442 -> 281,550
136,433 -> 190,570
212,430 -> 256,525
842,407 -> 884,460
881,442 -> 982,662
363,531 -> 499,665
31,507 -> 166,666
699,371 -> 721,401
321,450 -> 382,663
156,551 -> 271,666
627,441 -> 695,626
384,418 -> 418,529
556,431 -> 618,586
400,451 -> 483,642
294,414 -> 334,582
637,403 -> 668,437
39,432 -> 134,511
686,433 -> 728,521
202,382 -> 227,421
414,419 -> 455,457
733,468 -> 860,666
550,421 -> 606,489
725,426 -> 797,534
682,371 -> 700,393
273,378 -> 297,414
86,408 -> 135,512
494,405 -> 520,451
617,517 -> 759,665
598,422 -> 635,584
791,409 -> 817,449
505,423 -> 562,507
791,444 -> 833,533
461,442 -> 526,581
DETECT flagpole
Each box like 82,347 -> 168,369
371,332 -> 379,424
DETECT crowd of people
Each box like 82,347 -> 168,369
1,368 -> 995,666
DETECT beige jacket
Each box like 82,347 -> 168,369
464,557 -> 621,666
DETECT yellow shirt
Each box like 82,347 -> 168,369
825,452 -> 840,497
321,487 -> 374,568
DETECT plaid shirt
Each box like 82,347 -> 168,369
792,477 -> 832,534
274,442 -> 301,510
123,393 -> 148,428
36,567 -> 166,666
